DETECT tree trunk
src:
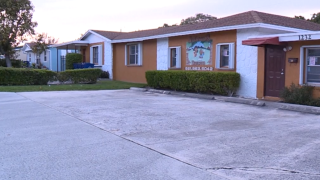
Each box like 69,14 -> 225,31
5,54 -> 12,67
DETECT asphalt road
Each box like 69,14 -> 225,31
1,90 -> 320,180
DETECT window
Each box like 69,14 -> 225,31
44,51 -> 47,61
306,48 -> 320,83
28,53 -> 31,62
215,43 -> 235,69
169,47 -> 181,68
125,43 -> 142,66
90,45 -> 102,65
93,47 -> 99,64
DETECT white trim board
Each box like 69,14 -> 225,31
80,30 -> 112,42
247,31 -> 320,42
111,23 -> 310,43
50,40 -> 89,48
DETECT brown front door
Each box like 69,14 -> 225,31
265,45 -> 286,97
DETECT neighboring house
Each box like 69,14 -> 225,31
52,10 -> 320,99
13,46 -> 27,61
22,43 -> 51,69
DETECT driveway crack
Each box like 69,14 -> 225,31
207,167 -> 320,176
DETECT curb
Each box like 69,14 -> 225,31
129,87 -> 147,92
129,87 -> 320,114
182,93 -> 215,100
279,103 -> 320,115
147,89 -> 171,94
224,97 -> 266,107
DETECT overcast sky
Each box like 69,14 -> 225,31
30,0 -> 319,42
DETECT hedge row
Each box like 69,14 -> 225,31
0,67 -> 56,85
58,69 -> 102,84
66,53 -> 83,70
145,70 -> 240,96
0,59 -> 23,68
0,68 -> 102,85
280,83 -> 320,107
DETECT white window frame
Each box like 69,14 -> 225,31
44,51 -> 47,62
90,45 -> 103,66
28,53 -> 32,62
215,43 -> 235,69
303,47 -> 320,85
168,46 -> 181,69
125,43 -> 143,66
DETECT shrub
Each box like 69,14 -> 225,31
280,83 -> 320,107
57,69 -> 102,84
66,53 -> 83,70
145,70 -> 240,96
0,59 -> 23,68
100,71 -> 110,79
0,67 -> 57,85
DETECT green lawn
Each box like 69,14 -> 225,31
0,80 -> 146,92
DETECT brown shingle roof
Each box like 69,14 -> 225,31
90,30 -> 127,40
93,11 -> 320,41
252,11 -> 320,31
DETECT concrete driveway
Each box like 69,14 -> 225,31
1,90 -> 320,180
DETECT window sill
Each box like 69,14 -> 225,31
215,68 -> 235,71
169,67 -> 182,70
306,83 -> 320,87
126,65 -> 142,67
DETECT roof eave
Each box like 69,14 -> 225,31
80,30 -> 112,41
111,23 -> 311,43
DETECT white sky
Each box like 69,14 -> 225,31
30,0 -> 320,43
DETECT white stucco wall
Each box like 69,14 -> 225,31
86,34 -> 105,44
102,41 -> 113,79
236,27 -> 295,98
157,38 -> 169,70
236,28 -> 261,99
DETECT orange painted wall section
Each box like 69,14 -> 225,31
113,40 -> 157,83
81,42 -> 104,64
256,46 -> 265,99
285,40 -> 320,98
168,30 -> 237,72
256,40 -> 320,99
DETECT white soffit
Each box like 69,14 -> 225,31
247,31 -> 320,42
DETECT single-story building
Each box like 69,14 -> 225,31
22,43 -> 51,68
52,11 -> 320,99
22,43 -> 74,71
13,46 -> 26,61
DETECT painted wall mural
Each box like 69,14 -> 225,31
186,40 -> 212,66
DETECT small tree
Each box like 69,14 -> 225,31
310,12 -> 320,24
294,12 -> 320,24
180,13 -> 217,25
0,0 -> 37,67
31,33 -> 58,66
294,15 -> 306,20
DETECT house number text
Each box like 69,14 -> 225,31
298,34 -> 312,41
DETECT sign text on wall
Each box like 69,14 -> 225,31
298,34 -> 312,41
185,67 -> 214,71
